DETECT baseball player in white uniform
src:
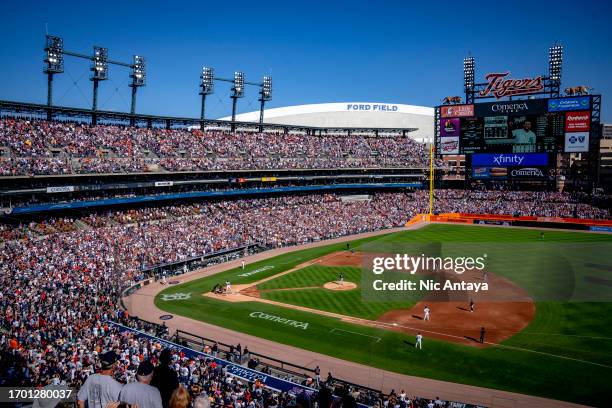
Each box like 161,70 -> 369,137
415,333 -> 423,349
241,260 -> 245,270
423,305 -> 431,321
225,280 -> 232,294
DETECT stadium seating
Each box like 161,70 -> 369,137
0,118 -> 429,175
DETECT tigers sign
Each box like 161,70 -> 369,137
479,72 -> 545,99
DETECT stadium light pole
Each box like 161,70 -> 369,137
463,55 -> 475,103
44,35 -> 64,120
129,55 -> 146,125
258,76 -> 272,132
549,43 -> 563,98
91,46 -> 109,125
230,71 -> 245,132
199,67 -> 215,129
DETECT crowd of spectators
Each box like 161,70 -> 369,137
0,191 -> 472,408
0,118 -> 428,175
1,189 -> 607,407
1,190 -> 607,244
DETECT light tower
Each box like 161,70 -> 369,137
199,66 -> 214,127
129,55 -> 146,125
258,76 -> 272,132
91,46 -> 108,124
549,43 -> 563,97
231,71 -> 245,131
44,35 -> 64,120
463,55 -> 475,103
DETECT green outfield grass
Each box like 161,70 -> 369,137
156,224 -> 612,406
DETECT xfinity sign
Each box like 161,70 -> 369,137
346,104 -> 398,112
472,153 -> 548,167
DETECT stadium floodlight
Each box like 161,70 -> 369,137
463,56 -> 475,90
199,66 -> 215,124
129,55 -> 146,121
233,71 -> 245,98
463,55 -> 475,103
44,35 -> 64,74
131,55 -> 146,87
549,44 -> 563,83
262,76 -> 272,101
44,35 -> 64,119
91,46 -> 109,81
200,66 -> 215,95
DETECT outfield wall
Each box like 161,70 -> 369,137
406,213 -> 612,231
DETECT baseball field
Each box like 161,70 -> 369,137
155,224 -> 612,406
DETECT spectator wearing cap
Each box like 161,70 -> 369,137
151,349 -> 179,408
119,360 -> 163,408
77,351 -> 123,408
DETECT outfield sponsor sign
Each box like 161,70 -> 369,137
440,104 -> 474,118
471,153 -> 548,167
474,98 -> 548,116
510,167 -> 546,179
565,111 -> 590,132
590,226 -> 612,232
440,118 -> 461,137
440,137 -> 460,155
548,96 -> 590,112
474,219 -> 512,226
564,132 -> 589,153
472,167 -> 508,179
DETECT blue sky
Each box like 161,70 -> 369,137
1,0 -> 611,121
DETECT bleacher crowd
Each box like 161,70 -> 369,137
0,118 -> 428,175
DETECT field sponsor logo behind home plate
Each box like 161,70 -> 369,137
238,265 -> 274,277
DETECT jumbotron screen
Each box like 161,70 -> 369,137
438,96 -> 593,155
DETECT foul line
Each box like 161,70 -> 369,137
330,328 -> 381,343
360,320 -> 612,369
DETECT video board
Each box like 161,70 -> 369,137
438,96 -> 593,155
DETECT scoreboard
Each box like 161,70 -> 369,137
436,95 -> 597,182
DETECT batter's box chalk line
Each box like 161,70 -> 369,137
330,328 -> 381,343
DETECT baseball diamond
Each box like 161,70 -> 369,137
144,223 -> 612,406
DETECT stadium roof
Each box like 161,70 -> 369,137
221,102 -> 434,142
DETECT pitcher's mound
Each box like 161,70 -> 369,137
323,281 -> 357,291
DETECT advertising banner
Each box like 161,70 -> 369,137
474,99 -> 548,117
509,167 -> 547,179
565,111 -> 590,132
440,104 -> 474,118
471,153 -> 548,167
474,219 -> 513,226
46,186 -> 75,193
440,118 -> 461,137
440,136 -> 460,154
564,132 -> 589,153
154,181 -> 174,187
548,96 -> 590,112
472,167 -> 507,179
